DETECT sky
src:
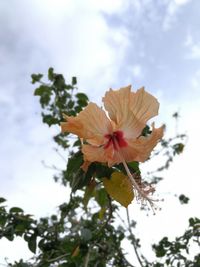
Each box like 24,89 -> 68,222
0,0 -> 200,265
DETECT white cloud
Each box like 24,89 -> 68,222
174,0 -> 191,5
190,69 -> 200,95
163,0 -> 192,30
186,43 -> 200,59
184,32 -> 193,47
184,32 -> 200,59
132,64 -> 142,78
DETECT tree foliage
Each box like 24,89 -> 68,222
0,69 -> 199,267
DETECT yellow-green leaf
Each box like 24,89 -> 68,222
98,207 -> 106,220
103,172 -> 134,208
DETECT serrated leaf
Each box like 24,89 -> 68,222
103,172 -> 134,208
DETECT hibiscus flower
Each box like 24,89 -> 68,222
61,85 -> 164,206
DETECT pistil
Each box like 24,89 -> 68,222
104,131 -> 127,150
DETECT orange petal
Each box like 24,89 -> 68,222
61,103 -> 112,145
103,86 -> 146,139
82,144 -> 121,167
130,87 -> 159,129
103,85 -> 131,126
121,124 -> 164,163
103,86 -> 160,140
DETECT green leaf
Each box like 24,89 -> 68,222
53,74 -> 66,90
48,67 -> 55,81
4,225 -> 14,241
179,194 -> 189,204
34,85 -> 52,96
77,99 -> 88,108
128,161 -> 140,173
0,215 -> 7,227
9,207 -> 24,213
76,93 -> 88,102
95,188 -> 108,208
67,100 -> 75,109
73,139 -> 81,147
0,197 -> 6,204
153,244 -> 166,257
72,76 -> 77,85
31,73 -> 43,84
71,170 -> 90,192
66,151 -> 83,178
42,114 -> 59,126
28,234 -> 37,253
141,125 -> 152,136
173,143 -> 184,155
53,133 -> 69,149
15,222 -> 29,235
93,163 -> 113,179
64,151 -> 92,191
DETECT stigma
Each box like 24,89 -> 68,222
104,131 -> 127,150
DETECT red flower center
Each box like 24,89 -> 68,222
104,131 -> 128,150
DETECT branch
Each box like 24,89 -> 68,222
126,208 -> 145,267
46,252 -> 70,263
84,247 -> 91,267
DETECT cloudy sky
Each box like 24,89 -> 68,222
0,0 -> 200,264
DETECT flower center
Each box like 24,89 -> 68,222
104,131 -> 127,150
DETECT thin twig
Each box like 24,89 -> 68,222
46,252 -> 70,263
84,246 -> 91,267
116,247 -> 137,267
54,147 -> 67,163
126,208 -> 144,267
41,160 -> 62,171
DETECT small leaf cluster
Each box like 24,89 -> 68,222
152,217 -> 200,267
0,198 -> 37,253
32,68 -> 88,149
